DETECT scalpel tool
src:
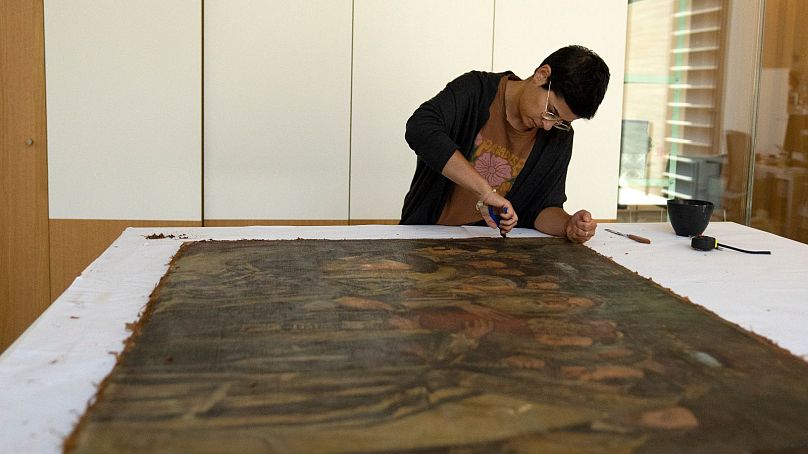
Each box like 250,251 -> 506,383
488,206 -> 507,238
604,228 -> 651,244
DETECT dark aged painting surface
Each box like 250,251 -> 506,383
66,238 -> 808,453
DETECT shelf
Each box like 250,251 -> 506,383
671,46 -> 720,54
673,6 -> 722,18
664,1 -> 724,195
667,102 -> 715,110
666,120 -> 714,128
665,154 -> 701,164
665,138 -> 711,147
670,65 -> 718,71
666,154 -> 695,164
661,188 -> 693,199
665,153 -> 723,162
672,26 -> 720,36
662,172 -> 694,182
669,84 -> 716,90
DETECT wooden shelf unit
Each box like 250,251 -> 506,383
664,0 -> 727,203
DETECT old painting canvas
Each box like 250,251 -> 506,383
66,238 -> 808,453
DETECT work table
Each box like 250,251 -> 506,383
1,222 -> 806,453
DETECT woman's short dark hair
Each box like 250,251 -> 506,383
540,45 -> 610,120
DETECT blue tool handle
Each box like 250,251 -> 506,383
488,206 -> 500,226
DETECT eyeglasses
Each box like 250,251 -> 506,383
541,80 -> 572,131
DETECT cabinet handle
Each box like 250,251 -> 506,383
25,138 -> 34,146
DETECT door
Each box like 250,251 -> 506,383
204,0 -> 352,225
0,0 -> 50,352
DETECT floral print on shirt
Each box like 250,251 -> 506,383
470,133 -> 528,195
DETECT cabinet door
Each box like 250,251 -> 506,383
1,0 -> 49,351
45,0 -> 202,221
204,0 -> 352,222
493,0 -> 628,220
350,0 -> 494,221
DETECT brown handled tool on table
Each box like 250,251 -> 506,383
604,228 -> 651,244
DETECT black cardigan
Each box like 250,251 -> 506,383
400,71 -> 575,228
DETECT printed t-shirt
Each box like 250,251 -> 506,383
437,75 -> 538,225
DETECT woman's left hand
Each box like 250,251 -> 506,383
565,210 -> 597,243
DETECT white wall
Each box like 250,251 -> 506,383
204,0 -> 353,220
45,1 -> 201,220
350,0 -> 494,220
44,1 -> 628,223
493,0 -> 628,220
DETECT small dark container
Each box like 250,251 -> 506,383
667,199 -> 714,236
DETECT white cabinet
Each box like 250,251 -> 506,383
349,0 -> 494,221
45,1 -> 202,221
493,0 -> 628,220
44,1 -> 627,223
203,0 -> 353,221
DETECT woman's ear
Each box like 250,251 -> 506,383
532,65 -> 551,85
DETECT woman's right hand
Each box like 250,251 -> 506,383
478,189 -> 517,234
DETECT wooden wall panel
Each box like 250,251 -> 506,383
349,0 -> 495,221
761,0 -> 796,69
49,220 -> 202,301
1,0 -> 50,352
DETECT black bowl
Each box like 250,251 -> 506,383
667,199 -> 714,236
